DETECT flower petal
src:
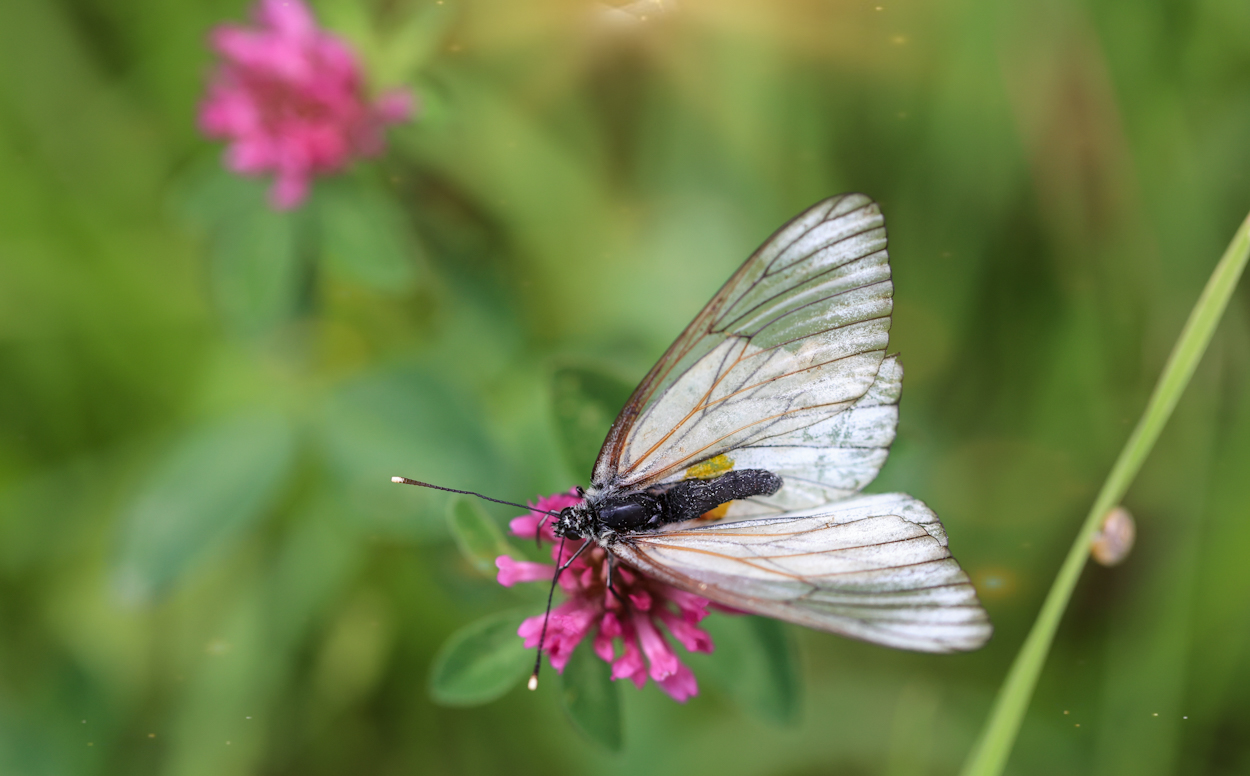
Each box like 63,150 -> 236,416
256,0 -> 316,38
599,611 -> 623,639
376,90 -> 415,123
507,514 -> 546,540
593,631 -> 616,663
633,611 -> 680,681
628,590 -> 652,611
667,589 -> 713,622
518,600 -> 597,674
656,662 -> 699,703
533,489 -> 583,513
611,639 -> 648,689
544,602 -> 598,673
658,608 -> 714,653
269,168 -> 310,209
495,556 -> 554,587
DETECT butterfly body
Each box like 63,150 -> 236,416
554,469 -> 784,541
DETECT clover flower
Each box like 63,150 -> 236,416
495,490 -> 714,703
198,0 -> 412,209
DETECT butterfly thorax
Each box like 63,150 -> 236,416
554,469 -> 783,542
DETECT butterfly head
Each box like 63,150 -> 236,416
553,503 -> 593,540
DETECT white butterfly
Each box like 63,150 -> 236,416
549,193 -> 992,653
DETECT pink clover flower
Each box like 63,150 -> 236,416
496,489 -> 714,703
198,0 -> 413,209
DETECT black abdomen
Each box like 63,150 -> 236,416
592,469 -> 783,534
660,469 -> 783,525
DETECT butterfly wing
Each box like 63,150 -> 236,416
727,353 -> 901,515
610,493 -> 992,653
592,194 -> 896,516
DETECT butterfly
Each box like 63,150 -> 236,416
401,193 -> 991,662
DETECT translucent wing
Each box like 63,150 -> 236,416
592,194 -> 895,515
610,493 -> 992,653
726,353 -> 901,516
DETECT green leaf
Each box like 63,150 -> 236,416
559,639 -> 623,752
316,180 -> 420,292
209,204 -> 303,336
266,499 -> 364,647
175,165 -> 306,336
174,164 -> 247,229
317,366 -> 504,540
319,365 -> 499,489
428,609 -> 534,706
113,411 -> 296,603
447,496 -> 519,576
691,615 -> 802,725
550,366 -> 634,478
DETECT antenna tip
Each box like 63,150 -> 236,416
391,476 -> 405,483
527,675 -> 538,691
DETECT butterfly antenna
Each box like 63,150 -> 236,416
390,477 -> 562,517
529,538 -> 592,691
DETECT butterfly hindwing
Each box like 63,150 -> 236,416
611,493 -> 992,653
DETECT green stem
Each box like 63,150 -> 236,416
959,210 -> 1250,776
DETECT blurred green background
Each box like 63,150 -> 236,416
2,0 -> 1250,773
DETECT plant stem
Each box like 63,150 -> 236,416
959,210 -> 1250,776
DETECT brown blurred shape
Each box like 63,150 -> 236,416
1091,505 -> 1136,566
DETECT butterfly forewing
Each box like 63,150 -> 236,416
611,493 -> 992,653
592,194 -> 895,514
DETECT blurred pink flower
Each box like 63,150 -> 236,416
198,0 -> 413,209
496,489 -> 713,703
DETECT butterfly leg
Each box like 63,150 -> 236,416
605,550 -> 626,604
559,538 -> 592,572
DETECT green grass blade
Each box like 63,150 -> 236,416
959,210 -> 1250,776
